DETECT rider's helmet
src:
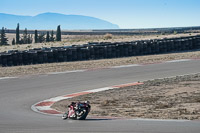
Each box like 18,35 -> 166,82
84,101 -> 90,104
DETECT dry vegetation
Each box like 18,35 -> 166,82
1,32 -> 200,52
104,33 -> 113,40
52,74 -> 200,120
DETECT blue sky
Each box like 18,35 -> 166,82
1,0 -> 200,29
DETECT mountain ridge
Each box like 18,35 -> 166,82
0,12 -> 119,30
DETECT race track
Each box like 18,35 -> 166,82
0,59 -> 200,133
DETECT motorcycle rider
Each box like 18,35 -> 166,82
68,102 -> 76,107
69,101 -> 91,111
62,101 -> 91,120
75,101 -> 90,110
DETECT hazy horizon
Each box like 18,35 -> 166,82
1,0 -> 200,29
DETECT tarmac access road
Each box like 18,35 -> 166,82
0,59 -> 200,133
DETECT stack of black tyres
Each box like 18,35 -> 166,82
0,35 -> 200,67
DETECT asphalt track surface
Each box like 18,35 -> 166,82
0,59 -> 200,133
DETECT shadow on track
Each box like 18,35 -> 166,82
85,118 -> 113,121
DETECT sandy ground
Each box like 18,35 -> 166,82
0,50 -> 200,77
52,74 -> 200,120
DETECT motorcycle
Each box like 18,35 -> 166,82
62,102 -> 90,120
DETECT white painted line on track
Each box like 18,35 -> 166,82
31,82 -> 143,116
0,58 -> 198,81
31,101 -> 63,116
85,87 -> 114,93
128,118 -> 190,122
0,77 -> 17,80
31,71 -> 200,121
165,59 -> 192,63
29,58 -> 199,119
45,58 -> 198,77
112,64 -> 141,68
35,106 -> 52,111
43,96 -> 71,102
48,70 -> 85,75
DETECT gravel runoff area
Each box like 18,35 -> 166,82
0,50 -> 200,77
52,73 -> 200,120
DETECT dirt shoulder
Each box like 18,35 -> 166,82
1,50 -> 200,78
0,50 -> 200,77
52,74 -> 200,120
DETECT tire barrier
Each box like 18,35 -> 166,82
0,35 -> 200,67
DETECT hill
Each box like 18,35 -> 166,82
0,12 -> 119,30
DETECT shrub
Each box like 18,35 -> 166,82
173,31 -> 177,35
104,33 -> 113,40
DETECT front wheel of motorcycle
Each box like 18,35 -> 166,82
62,112 -> 68,120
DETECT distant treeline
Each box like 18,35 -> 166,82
0,23 -> 62,46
